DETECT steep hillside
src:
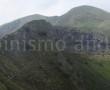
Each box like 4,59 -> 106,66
0,14 -> 48,38
0,20 -> 109,90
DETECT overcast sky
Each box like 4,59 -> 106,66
0,0 -> 110,25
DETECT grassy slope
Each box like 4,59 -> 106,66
0,52 -> 109,90
89,55 -> 110,80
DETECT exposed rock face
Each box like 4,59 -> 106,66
1,20 -> 107,54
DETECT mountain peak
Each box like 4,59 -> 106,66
67,5 -> 109,15
66,6 -> 107,14
62,5 -> 109,18
74,5 -> 99,9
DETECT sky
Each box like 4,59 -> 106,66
0,0 -> 110,25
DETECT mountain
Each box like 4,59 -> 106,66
56,5 -> 110,32
0,5 -> 110,38
0,20 -> 109,90
0,5 -> 110,90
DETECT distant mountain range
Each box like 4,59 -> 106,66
0,5 -> 110,38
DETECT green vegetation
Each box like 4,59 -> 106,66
89,55 -> 110,80
0,52 -> 109,90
